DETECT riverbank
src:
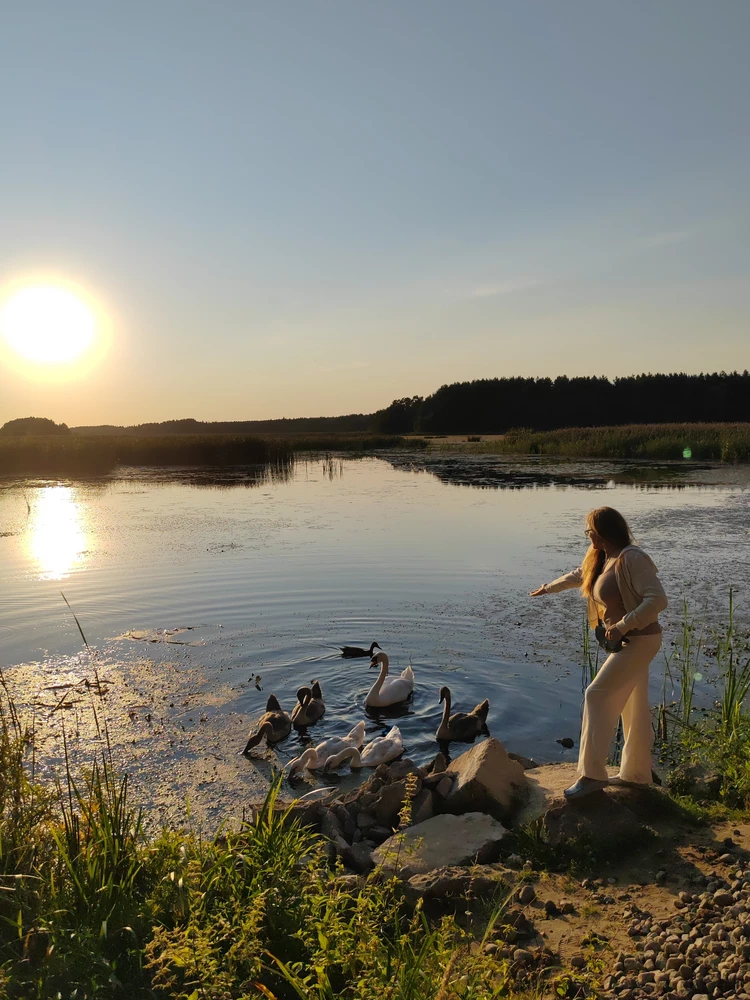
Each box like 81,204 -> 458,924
3,678 -> 750,1000
424,423 -> 750,463
2,422 -> 749,477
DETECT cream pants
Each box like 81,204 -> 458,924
578,633 -> 662,785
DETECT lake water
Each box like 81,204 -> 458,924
1,454 -> 748,828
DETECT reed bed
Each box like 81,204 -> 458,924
455,423 -> 750,462
656,589 -> 750,808
0,433 -> 427,476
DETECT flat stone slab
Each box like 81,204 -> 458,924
512,763 -> 618,827
372,811 -> 508,877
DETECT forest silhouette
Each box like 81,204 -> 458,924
3,371 -> 749,439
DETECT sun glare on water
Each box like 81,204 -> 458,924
28,485 -> 90,580
0,283 -> 103,372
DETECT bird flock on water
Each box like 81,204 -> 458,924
240,643 -> 491,777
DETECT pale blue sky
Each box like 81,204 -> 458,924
1,1 -> 749,424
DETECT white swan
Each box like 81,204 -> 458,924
286,720 -> 366,777
324,725 -> 404,771
365,652 -> 414,708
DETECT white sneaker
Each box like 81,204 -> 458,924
563,777 -> 608,800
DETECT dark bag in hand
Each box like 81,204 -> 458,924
595,624 -> 624,653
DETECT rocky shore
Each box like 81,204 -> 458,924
268,737 -> 750,998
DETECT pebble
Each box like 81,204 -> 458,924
512,948 -> 532,965
517,884 -> 535,905
604,877 -> 750,999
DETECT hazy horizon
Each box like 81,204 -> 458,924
1,1 -> 749,427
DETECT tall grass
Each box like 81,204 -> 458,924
580,615 -> 599,688
663,599 -> 705,727
0,433 -> 427,476
453,422 -> 750,462
659,590 -> 750,807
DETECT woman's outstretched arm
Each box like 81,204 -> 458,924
530,566 -> 582,596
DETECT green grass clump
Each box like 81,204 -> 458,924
658,589 -> 750,810
451,422 -> 750,462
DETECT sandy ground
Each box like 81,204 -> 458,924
503,809 -> 750,979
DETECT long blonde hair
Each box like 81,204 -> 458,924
580,507 -> 633,598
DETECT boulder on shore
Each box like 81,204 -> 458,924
511,763 -> 675,839
542,792 -> 641,847
512,763 -> 617,828
403,864 -> 505,913
372,811 -> 508,877
442,738 -> 527,820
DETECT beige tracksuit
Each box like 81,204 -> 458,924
544,545 -> 668,784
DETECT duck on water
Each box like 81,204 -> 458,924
339,641 -> 381,658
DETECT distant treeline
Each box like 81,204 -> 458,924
372,371 -> 750,433
0,417 -> 70,436
71,415 -> 372,436
4,371 -> 750,442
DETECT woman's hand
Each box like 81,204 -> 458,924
605,626 -> 622,642
529,586 -> 548,597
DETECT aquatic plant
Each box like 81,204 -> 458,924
454,422 -> 750,462
0,433 -> 427,476
658,590 -> 750,807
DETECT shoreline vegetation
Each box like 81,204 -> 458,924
1,422 -> 750,475
435,422 -> 750,463
0,433 -> 428,476
0,594 -> 749,997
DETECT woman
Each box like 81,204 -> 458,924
530,506 -> 667,800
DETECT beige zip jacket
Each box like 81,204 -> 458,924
543,544 -> 668,635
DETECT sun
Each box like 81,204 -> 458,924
0,284 -> 98,366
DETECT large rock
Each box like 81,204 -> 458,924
512,763 -> 671,828
512,763 -> 590,827
375,777 -> 417,827
372,812 -> 508,877
442,738 -> 527,820
252,797 -> 324,830
403,864 -> 505,913
543,791 -> 641,847
341,841 -> 375,874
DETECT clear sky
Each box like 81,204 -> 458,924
1,1 -> 749,426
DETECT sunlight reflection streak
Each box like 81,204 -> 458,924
28,486 -> 89,580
